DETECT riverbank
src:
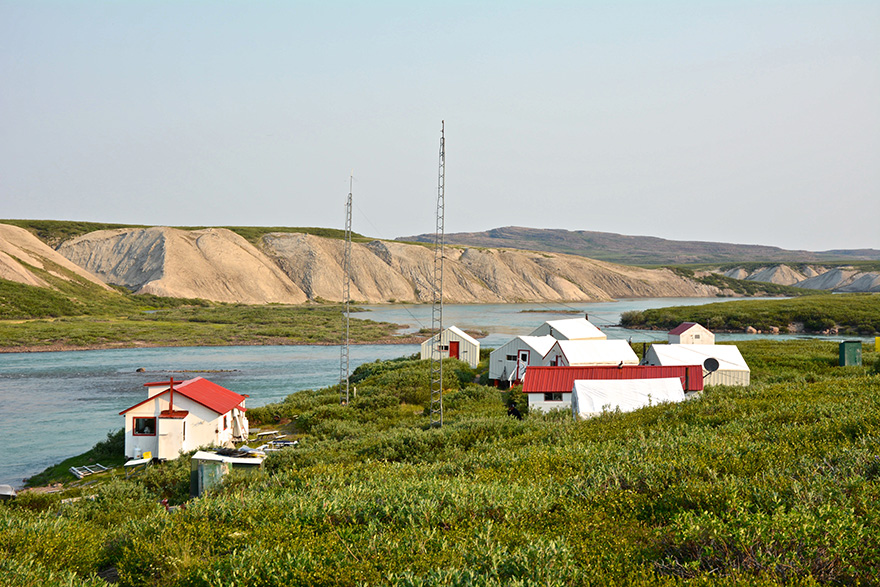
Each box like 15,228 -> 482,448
0,304 -> 409,351
0,334 -> 428,354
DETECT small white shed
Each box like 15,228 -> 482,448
571,377 -> 686,419
190,450 -> 264,497
529,317 -> 606,341
420,325 -> 480,368
488,335 -> 557,386
120,377 -> 249,461
544,339 -> 639,367
668,322 -> 715,345
642,344 -> 750,386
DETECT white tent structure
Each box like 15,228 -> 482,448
488,335 -> 557,385
571,377 -> 686,419
529,317 -> 606,341
545,339 -> 639,367
420,325 -> 480,368
642,344 -> 750,386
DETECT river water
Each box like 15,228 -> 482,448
0,298 -> 864,487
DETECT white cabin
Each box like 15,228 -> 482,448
120,377 -> 249,461
642,344 -> 750,386
668,322 -> 715,345
488,335 -> 557,386
529,316 -> 606,340
420,326 -> 480,368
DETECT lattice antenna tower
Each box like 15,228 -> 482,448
339,175 -> 353,405
430,121 -> 445,428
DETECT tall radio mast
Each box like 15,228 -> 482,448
430,122 -> 445,428
340,175 -> 353,405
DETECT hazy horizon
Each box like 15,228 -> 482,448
2,2 -> 878,251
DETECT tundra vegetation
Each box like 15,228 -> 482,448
622,292 -> 880,335
0,269 -> 398,349
3,340 -> 878,586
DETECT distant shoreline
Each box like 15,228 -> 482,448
0,335 -> 429,354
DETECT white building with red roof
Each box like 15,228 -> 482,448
120,377 -> 249,460
668,322 -> 714,345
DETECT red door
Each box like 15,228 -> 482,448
449,341 -> 460,360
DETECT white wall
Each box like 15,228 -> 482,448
527,392 -> 572,413
489,339 -> 544,381
704,370 -> 750,386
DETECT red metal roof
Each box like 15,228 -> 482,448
668,322 -> 699,335
522,365 -> 704,393
122,377 -> 246,415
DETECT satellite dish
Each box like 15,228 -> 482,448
703,357 -> 720,373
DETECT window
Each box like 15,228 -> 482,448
182,421 -> 186,441
694,334 -> 701,340
506,355 -> 517,361
544,393 -> 563,402
223,415 -> 228,430
134,417 -> 156,436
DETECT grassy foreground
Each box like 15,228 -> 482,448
2,340 -> 879,586
622,292 -> 880,335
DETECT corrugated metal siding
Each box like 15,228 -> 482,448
522,365 -> 704,393
704,369 -> 749,387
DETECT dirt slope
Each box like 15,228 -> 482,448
0,223 -> 112,289
58,227 -> 308,304
793,268 -> 880,292
260,233 -> 721,303
720,264 -> 880,292
744,265 -> 807,286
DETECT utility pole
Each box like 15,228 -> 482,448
430,122 -> 445,428
340,175 -> 352,405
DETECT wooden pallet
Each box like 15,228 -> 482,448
69,463 -> 109,479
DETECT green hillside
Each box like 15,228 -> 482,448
622,293 -> 880,335
4,340 -> 879,586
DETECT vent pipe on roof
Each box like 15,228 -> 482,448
169,377 -> 176,412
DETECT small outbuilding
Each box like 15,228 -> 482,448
488,335 -> 557,387
190,449 -> 264,497
544,339 -> 639,367
668,322 -> 714,345
642,344 -> 750,386
529,316 -> 606,341
420,325 -> 480,368
571,377 -> 686,419
120,377 -> 249,461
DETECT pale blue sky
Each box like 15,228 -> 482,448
2,1 -> 878,251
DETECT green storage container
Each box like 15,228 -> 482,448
839,340 -> 862,366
